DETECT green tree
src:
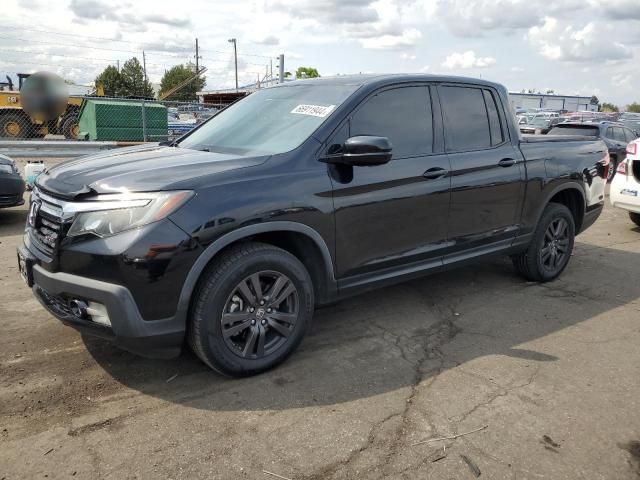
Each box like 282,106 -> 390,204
590,95 -> 599,105
95,65 -> 122,97
295,67 -> 320,79
159,63 -> 206,101
119,58 -> 154,98
599,102 -> 619,113
627,102 -> 640,113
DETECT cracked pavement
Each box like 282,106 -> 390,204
1,176 -> 640,479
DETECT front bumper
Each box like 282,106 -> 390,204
0,175 -> 26,208
21,245 -> 185,359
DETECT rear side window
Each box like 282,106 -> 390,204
482,89 -> 505,146
613,127 -> 627,142
548,126 -> 600,137
351,86 -> 433,159
625,128 -> 638,142
440,86 -> 491,151
606,127 -> 615,140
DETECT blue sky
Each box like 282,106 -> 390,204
2,0 -> 639,106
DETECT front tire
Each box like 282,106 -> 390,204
630,212 -> 640,227
512,203 -> 575,282
188,242 -> 314,376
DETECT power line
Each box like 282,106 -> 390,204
0,28 -> 275,60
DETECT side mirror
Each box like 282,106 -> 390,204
321,136 -> 392,166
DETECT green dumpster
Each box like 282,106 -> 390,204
78,99 -> 168,141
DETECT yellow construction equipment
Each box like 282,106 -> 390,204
0,74 -> 104,139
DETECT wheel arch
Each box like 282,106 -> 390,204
175,221 -> 337,326
541,182 -> 586,233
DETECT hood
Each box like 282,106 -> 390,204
36,144 -> 268,198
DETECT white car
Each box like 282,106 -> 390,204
610,138 -> 640,227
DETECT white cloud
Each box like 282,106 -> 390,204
401,53 -> 416,60
442,50 -> 496,69
510,66 -> 524,72
360,28 -> 421,50
528,17 -> 632,62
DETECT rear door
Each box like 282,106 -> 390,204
438,84 -> 525,255
330,84 -> 451,280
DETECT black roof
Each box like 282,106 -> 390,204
275,74 -> 505,91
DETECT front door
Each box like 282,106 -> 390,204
329,85 -> 451,281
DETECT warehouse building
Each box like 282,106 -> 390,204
508,92 -> 597,112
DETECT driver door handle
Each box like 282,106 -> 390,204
499,158 -> 517,167
423,167 -> 448,179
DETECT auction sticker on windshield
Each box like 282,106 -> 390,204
291,104 -> 335,117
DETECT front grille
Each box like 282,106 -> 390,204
0,193 -> 21,205
31,210 -> 63,255
28,188 -> 70,257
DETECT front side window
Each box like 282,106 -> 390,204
350,86 -> 433,159
440,86 -> 491,151
179,84 -> 359,155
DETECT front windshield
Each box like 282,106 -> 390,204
178,84 -> 359,155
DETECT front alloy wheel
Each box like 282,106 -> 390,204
188,242 -> 314,376
221,271 -> 299,359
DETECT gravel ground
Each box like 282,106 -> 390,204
1,171 -> 639,479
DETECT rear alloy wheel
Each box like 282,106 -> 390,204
512,203 -> 575,282
189,242 -> 314,376
629,212 -> 640,227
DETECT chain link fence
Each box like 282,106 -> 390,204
0,95 -> 235,142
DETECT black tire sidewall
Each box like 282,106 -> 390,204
532,204 -> 575,281
629,212 -> 640,227
192,247 -> 314,376
1,113 -> 29,138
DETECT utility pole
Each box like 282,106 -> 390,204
278,54 -> 284,84
142,50 -> 148,83
195,38 -> 200,72
270,58 -> 273,84
228,38 -> 238,91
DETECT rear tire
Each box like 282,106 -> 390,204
61,113 -> 79,139
188,242 -> 314,377
629,212 -> 640,227
512,203 -> 575,282
0,112 -> 29,138
607,156 -> 618,183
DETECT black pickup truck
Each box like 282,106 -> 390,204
18,75 -> 608,376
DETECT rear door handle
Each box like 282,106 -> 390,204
499,158 -> 517,167
423,167 -> 448,179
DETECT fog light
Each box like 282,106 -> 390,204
86,302 -> 111,327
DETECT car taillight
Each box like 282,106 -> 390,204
617,161 -> 628,175
627,143 -> 638,156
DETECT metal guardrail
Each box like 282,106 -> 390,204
0,140 -> 143,158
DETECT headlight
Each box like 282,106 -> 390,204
67,190 -> 193,238
0,164 -> 14,174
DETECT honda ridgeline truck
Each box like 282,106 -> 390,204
18,75 -> 609,376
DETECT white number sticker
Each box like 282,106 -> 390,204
291,104 -> 335,117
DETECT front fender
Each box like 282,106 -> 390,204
173,221 -> 337,326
